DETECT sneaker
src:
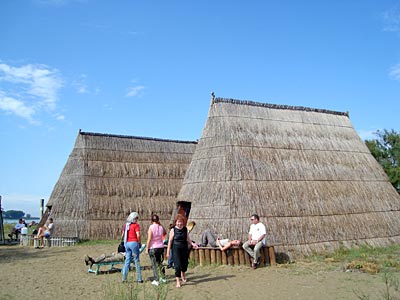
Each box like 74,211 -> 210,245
151,280 -> 159,286
137,280 -> 144,283
160,278 -> 167,283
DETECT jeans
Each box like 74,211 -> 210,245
122,241 -> 142,282
243,241 -> 263,263
148,248 -> 165,281
168,249 -> 174,267
200,229 -> 218,247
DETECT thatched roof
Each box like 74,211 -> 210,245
180,97 -> 400,258
47,130 -> 197,239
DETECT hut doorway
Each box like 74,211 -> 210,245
170,201 -> 191,225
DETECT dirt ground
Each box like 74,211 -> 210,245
0,243 -> 396,300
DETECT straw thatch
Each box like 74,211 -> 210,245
179,97 -> 400,258
47,131 -> 197,239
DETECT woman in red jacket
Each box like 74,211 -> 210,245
122,212 -> 143,283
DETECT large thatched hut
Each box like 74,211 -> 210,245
47,130 -> 197,239
179,97 -> 400,258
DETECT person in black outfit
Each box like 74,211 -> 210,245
166,214 -> 198,288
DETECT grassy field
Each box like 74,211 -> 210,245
1,226 -> 399,300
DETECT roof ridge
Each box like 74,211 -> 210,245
78,130 -> 198,144
213,97 -> 349,117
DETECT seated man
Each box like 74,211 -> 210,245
242,214 -> 267,269
216,238 -> 242,251
8,218 -> 26,240
35,218 -> 55,248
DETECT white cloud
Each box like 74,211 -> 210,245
55,114 -> 65,121
382,6 -> 400,32
0,62 -> 63,123
72,74 -> 88,94
126,84 -> 145,98
0,92 -> 36,122
389,64 -> 400,81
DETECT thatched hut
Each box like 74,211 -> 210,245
47,130 -> 197,239
179,97 -> 400,258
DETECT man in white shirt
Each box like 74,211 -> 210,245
242,214 -> 266,269
8,218 -> 26,240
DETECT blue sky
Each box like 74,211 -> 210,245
1,0 -> 400,217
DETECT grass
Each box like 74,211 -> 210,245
305,244 -> 400,274
103,279 -> 181,300
78,239 -> 121,246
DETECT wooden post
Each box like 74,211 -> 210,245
204,249 -> 211,265
198,249 -> 205,266
263,247 -> 269,265
193,248 -> 199,265
233,248 -> 239,265
268,246 -> 276,266
216,250 -> 222,265
227,251 -> 234,265
210,249 -> 216,265
244,251 -> 251,267
40,198 -> 44,218
221,250 -> 227,265
189,248 -> 194,262
259,248 -> 265,266
238,248 -> 246,265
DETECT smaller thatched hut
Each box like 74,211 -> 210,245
45,130 -> 197,239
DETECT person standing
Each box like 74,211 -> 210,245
242,214 -> 266,269
121,212 -> 143,283
166,215 -> 198,288
146,214 -> 167,286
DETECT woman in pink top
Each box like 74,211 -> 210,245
146,214 -> 166,286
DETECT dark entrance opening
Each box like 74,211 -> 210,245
170,201 -> 191,225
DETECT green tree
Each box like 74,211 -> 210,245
365,129 -> 400,193
2,210 -> 25,219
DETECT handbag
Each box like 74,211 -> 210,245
118,240 -> 125,253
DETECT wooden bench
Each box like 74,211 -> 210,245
22,236 -> 79,247
88,259 -> 146,275
184,245 -> 276,267
88,261 -> 125,275
88,245 -> 146,275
